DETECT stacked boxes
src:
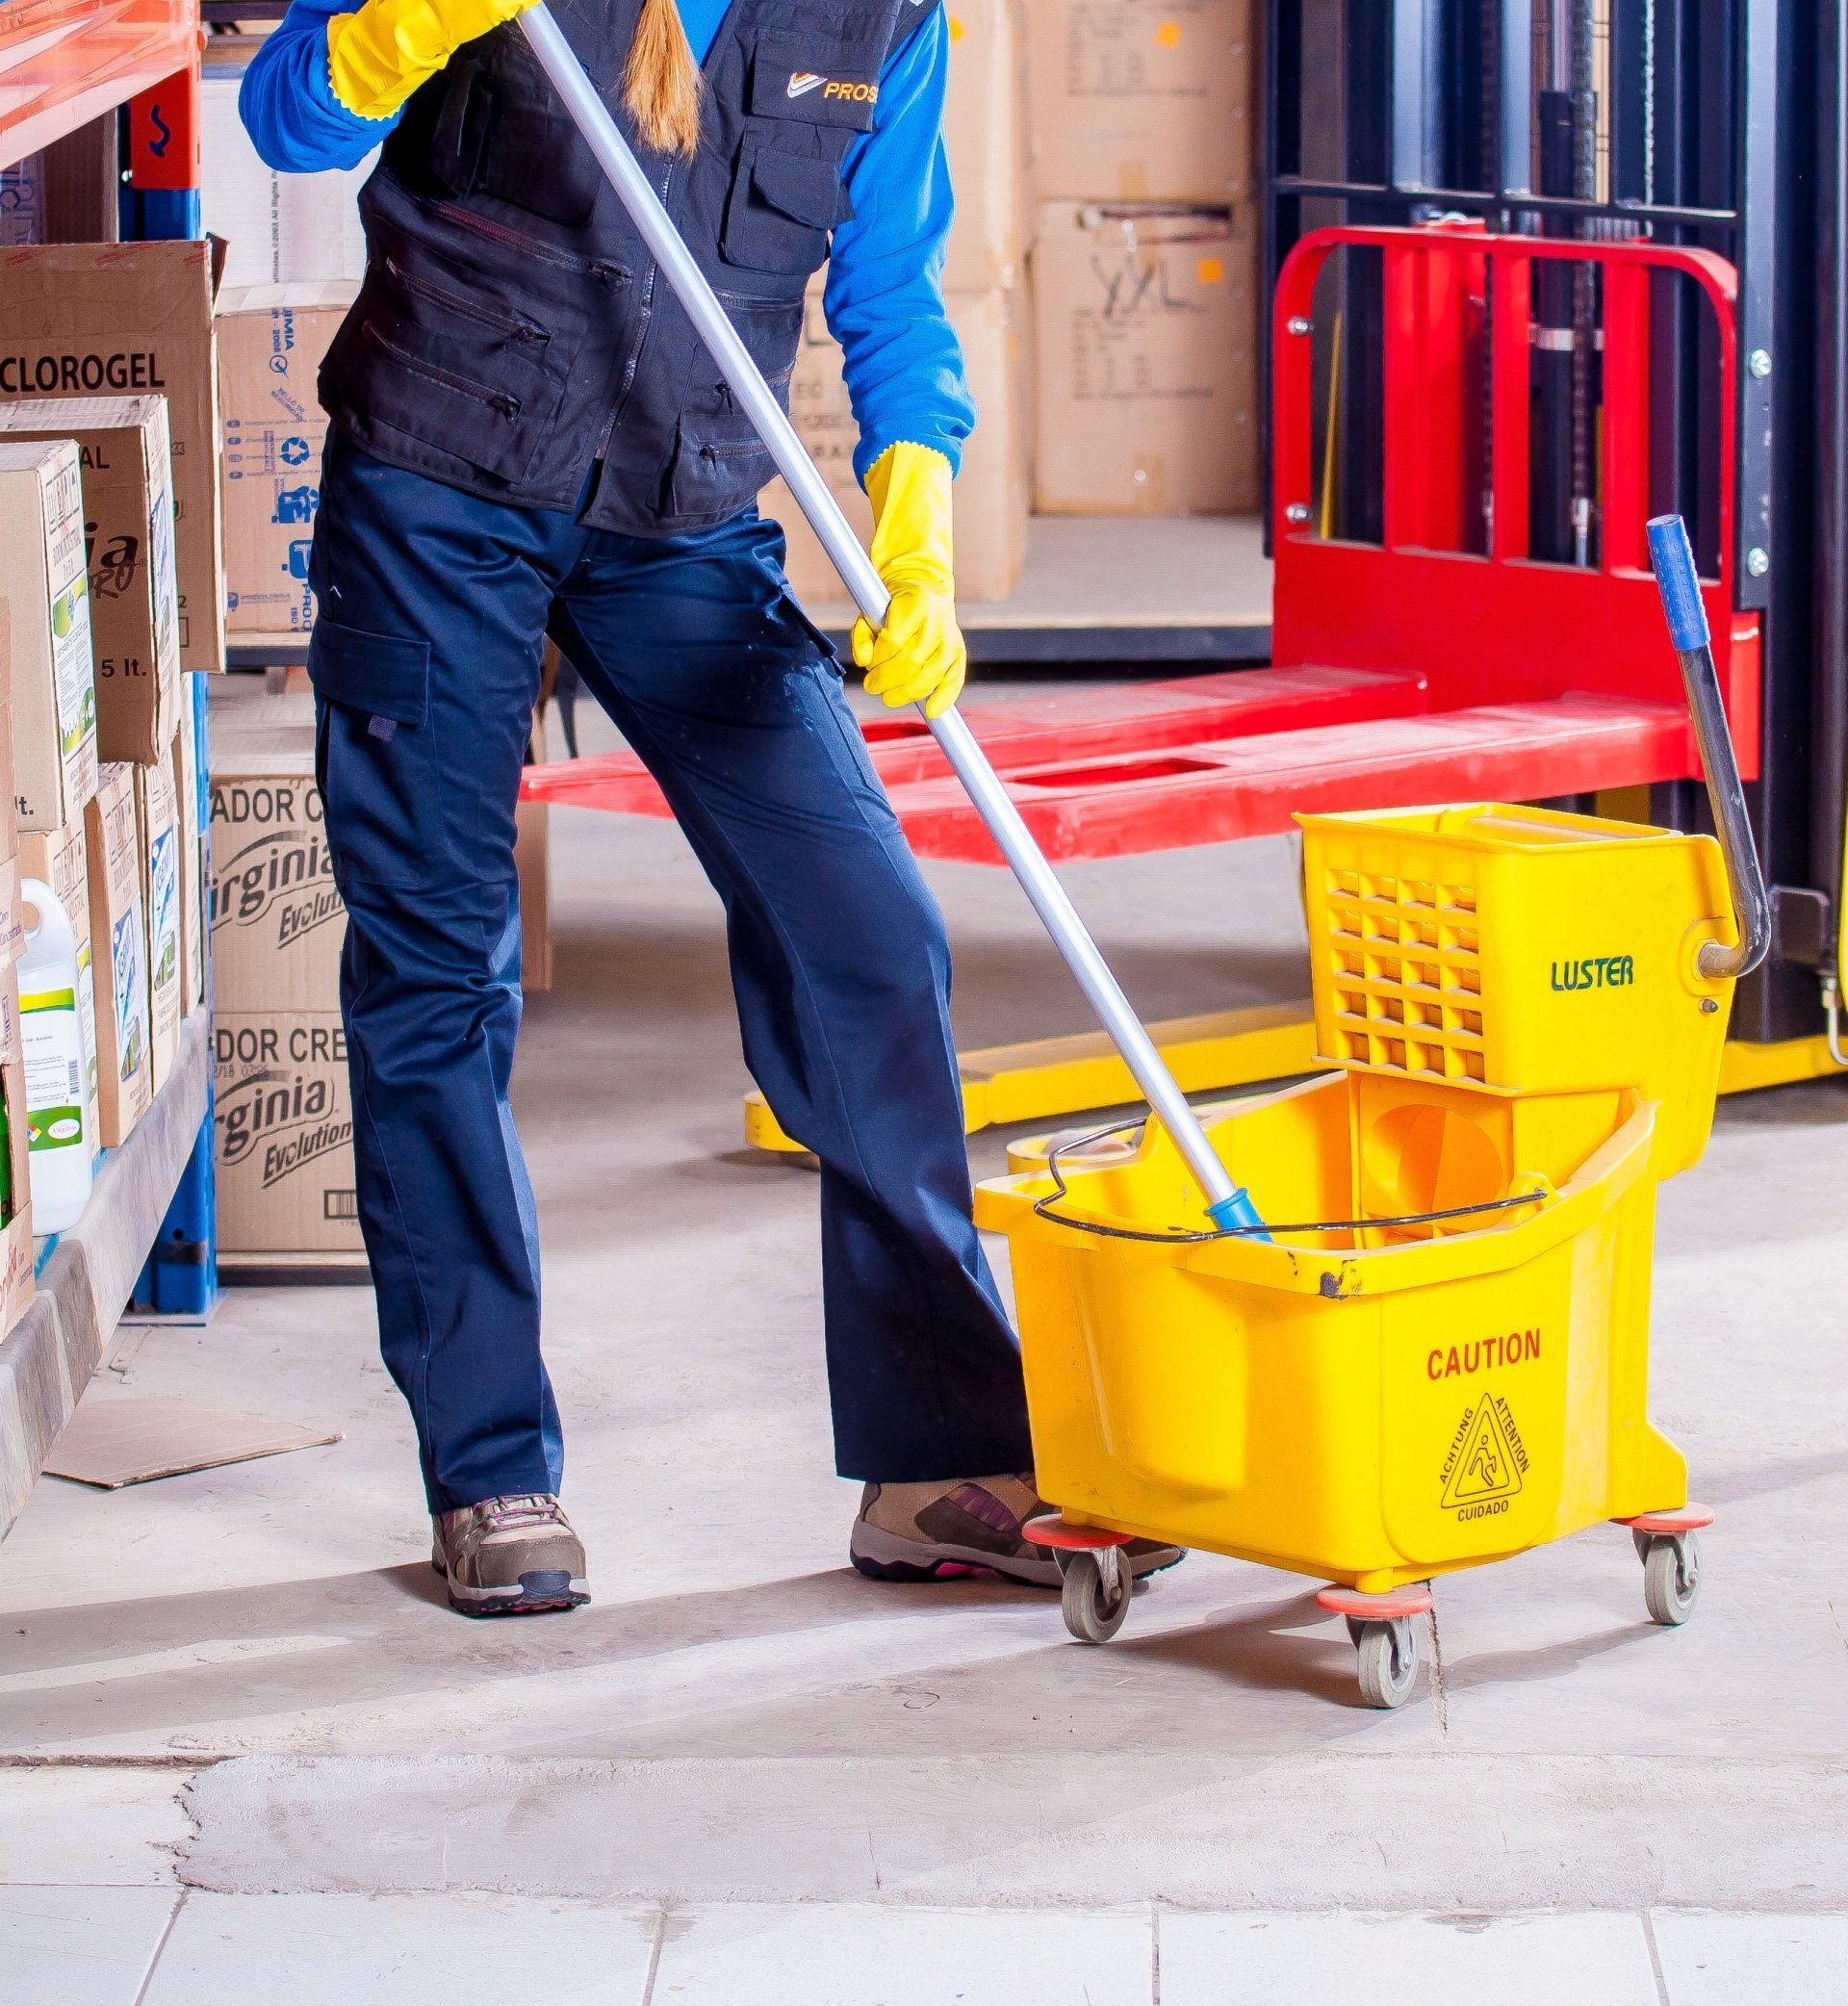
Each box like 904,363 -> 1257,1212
2,400 -> 192,1169
0,397 -> 182,761
1025,0 -> 1259,515
209,700 -> 362,1261
0,240 -> 226,673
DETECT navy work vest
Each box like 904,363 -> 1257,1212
318,0 -> 935,535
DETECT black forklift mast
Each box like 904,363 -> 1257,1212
1262,0 -> 1843,1047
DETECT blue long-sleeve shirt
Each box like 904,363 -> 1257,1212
239,0 -> 972,478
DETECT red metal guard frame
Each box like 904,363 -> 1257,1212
1271,225 -> 1761,779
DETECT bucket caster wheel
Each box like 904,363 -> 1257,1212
1061,1547 -> 1131,1645
1612,1505 -> 1712,1628
1354,1619 -> 1421,1709
1642,1531 -> 1702,1626
1316,1583 -> 1433,1710
1023,1515 -> 1138,1646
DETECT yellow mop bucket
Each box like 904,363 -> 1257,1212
975,520 -> 1769,1706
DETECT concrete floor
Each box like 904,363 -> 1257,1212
3,689 -> 1846,1997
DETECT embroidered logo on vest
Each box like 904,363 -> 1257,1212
786,70 -> 879,104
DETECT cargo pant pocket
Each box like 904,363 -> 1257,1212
308,615 -> 454,889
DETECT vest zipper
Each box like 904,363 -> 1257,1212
385,258 -> 552,344
429,201 -> 629,289
593,157 -> 676,463
363,321 -> 523,417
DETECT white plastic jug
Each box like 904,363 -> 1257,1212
19,877 -> 94,1235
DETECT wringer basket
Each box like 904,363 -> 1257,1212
977,685 -> 1760,1706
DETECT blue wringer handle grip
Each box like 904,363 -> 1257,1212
1646,514 -> 1710,653
1643,511 -> 1771,984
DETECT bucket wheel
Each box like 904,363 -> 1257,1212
1060,1547 -> 1132,1643
1317,1584 -> 1434,1709
1614,1505 -> 1712,1627
1023,1515 -> 1139,1646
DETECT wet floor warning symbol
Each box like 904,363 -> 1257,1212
1440,1396 -> 1524,1510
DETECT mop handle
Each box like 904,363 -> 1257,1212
1645,515 -> 1770,981
520,5 -> 1258,1228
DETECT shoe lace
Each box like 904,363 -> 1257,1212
478,1494 -> 568,1532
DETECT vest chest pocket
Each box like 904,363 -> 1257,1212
721,135 -> 855,276
746,27 -> 886,132
720,27 -> 879,275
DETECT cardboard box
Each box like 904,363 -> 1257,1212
0,240 -> 225,673
1030,201 -> 1258,513
217,285 -> 355,635
1026,0 -> 1254,202
19,819 -> 101,1161
209,715 -> 344,1014
136,751 -> 182,1095
764,285 -> 1031,604
942,0 -> 1030,293
0,397 -> 182,764
0,961 -> 34,1333
172,675 -> 205,1016
84,763 -> 152,1147
214,1010 -> 362,1256
0,603 -> 17,873
202,60 -> 374,290
0,439 -> 101,830
208,703 -> 363,1255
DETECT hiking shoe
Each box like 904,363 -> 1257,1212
431,1494 -> 590,1617
850,1475 -> 1183,1589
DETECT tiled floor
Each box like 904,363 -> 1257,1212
4,1887 -> 1845,2003
0,1886 -> 180,2006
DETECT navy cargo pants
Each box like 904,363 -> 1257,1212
308,435 -> 1032,1514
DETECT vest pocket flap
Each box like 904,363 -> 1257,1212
308,618 -> 432,730
750,146 -> 850,229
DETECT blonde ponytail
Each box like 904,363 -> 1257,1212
624,0 -> 705,157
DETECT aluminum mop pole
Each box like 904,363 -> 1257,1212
518,4 -> 1261,1231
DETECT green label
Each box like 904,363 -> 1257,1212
1548,955 -> 1635,993
27,1105 -> 84,1152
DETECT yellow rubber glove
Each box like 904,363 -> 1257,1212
326,0 -> 537,122
852,441 -> 966,721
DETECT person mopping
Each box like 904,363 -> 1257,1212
241,0 -> 1182,1614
